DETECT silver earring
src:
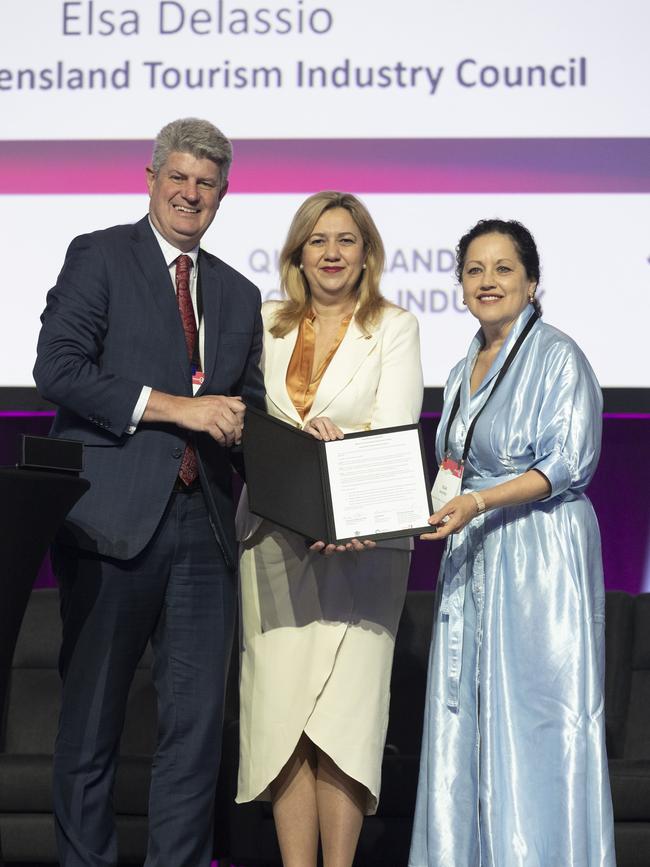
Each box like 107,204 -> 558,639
362,263 -> 367,270
528,293 -> 534,303
299,263 -> 304,271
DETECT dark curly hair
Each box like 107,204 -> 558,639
456,219 -> 542,316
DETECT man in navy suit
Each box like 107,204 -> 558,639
33,118 -> 264,867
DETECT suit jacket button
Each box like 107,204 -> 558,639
172,447 -> 182,459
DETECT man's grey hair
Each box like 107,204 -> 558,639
151,118 -> 233,186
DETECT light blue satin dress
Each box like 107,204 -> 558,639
409,307 -> 616,867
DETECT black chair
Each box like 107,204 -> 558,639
0,588 -> 238,866
0,588 -> 156,864
604,591 -> 650,867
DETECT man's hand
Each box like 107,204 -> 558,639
143,391 -> 246,446
178,395 -> 246,446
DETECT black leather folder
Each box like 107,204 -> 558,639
242,406 -> 432,544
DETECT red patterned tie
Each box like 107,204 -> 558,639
175,254 -> 199,486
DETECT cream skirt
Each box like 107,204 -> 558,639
236,520 -> 410,815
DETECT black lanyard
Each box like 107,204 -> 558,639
443,312 -> 539,463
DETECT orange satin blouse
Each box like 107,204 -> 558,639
286,310 -> 352,420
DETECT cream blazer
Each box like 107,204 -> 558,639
236,300 -> 424,545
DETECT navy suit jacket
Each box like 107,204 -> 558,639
34,216 -> 264,568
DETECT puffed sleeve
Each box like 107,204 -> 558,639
369,309 -> 424,428
531,339 -> 603,497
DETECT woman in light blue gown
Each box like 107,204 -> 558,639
409,219 -> 615,867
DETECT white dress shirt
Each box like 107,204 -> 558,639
127,218 -> 203,433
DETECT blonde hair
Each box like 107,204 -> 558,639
270,191 -> 388,337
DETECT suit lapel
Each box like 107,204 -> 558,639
130,217 -> 190,385
264,324 -> 303,424
308,317 -> 376,419
264,314 -> 378,424
196,250 -> 223,393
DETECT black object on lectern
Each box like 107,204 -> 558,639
18,434 -> 84,473
242,406 -> 432,544
0,465 -> 90,738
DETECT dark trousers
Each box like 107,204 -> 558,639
52,489 -> 236,867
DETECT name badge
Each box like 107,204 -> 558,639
431,455 -> 463,514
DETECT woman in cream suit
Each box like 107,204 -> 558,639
236,191 -> 424,867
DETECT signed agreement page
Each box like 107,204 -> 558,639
324,427 -> 431,541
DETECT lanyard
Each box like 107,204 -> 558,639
443,311 -> 539,462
